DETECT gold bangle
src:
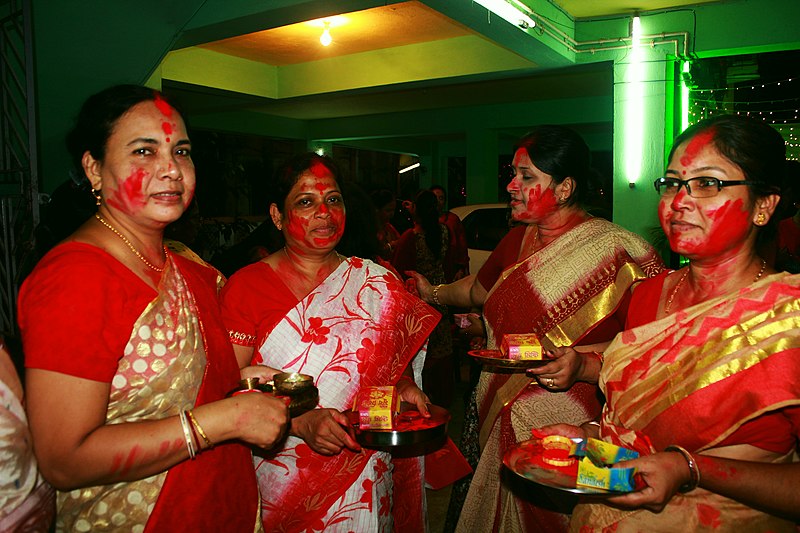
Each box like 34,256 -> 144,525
593,351 -> 604,367
187,409 -> 214,449
665,444 -> 700,492
431,284 -> 443,305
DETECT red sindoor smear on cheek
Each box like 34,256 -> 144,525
105,168 -> 148,214
286,212 -> 310,244
674,199 -> 749,256
680,127 -> 717,167
705,199 -> 749,253
522,186 -> 558,219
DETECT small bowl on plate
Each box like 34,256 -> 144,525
273,372 -> 314,395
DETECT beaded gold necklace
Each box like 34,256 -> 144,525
95,213 -> 167,272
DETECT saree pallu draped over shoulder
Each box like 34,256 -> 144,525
253,257 -> 440,532
57,255 -> 260,533
457,218 -> 662,533
572,272 -> 800,532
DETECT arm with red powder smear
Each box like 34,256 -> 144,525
26,369 -> 289,491
605,449 -> 800,520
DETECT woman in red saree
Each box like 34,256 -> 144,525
221,153 -> 439,532
542,115 -> 800,531
18,85 -> 289,532
408,126 -> 663,532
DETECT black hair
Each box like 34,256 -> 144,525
339,181 -> 381,260
414,189 -> 443,258
513,125 -> 594,206
65,84 -> 182,183
272,153 -> 342,214
668,114 -> 786,243
369,188 -> 396,211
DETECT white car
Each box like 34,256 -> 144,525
450,203 -> 511,275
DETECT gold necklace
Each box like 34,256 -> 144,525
665,258 -> 767,313
95,214 -> 167,272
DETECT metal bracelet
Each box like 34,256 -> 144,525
431,284 -> 443,305
665,444 -> 700,492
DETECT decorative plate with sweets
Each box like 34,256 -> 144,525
345,402 -> 450,448
468,349 -> 549,370
504,438 -> 635,495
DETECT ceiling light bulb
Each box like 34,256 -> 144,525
320,23 -> 332,46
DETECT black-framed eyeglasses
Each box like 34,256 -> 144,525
653,176 -> 762,198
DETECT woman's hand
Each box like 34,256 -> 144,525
404,271 -> 434,303
458,313 -> 485,337
605,452 -> 689,512
222,392 -> 290,450
240,364 -> 281,384
397,377 -> 430,417
290,408 -> 361,455
526,347 -> 584,390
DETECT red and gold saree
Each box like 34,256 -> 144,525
19,244 -> 260,532
572,272 -> 800,532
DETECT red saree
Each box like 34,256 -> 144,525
572,272 -> 800,532
19,243 -> 259,532
457,218 -> 664,533
222,256 -> 440,532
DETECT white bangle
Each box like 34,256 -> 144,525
179,410 -> 197,459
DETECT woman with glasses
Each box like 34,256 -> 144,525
541,114 -> 800,531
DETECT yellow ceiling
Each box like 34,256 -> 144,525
199,2 -> 473,67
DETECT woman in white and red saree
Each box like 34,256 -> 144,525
19,85 -> 288,532
543,115 -> 800,531
407,126 -> 663,532
221,153 -> 439,532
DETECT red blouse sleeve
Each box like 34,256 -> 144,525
477,225 -> 526,292
18,243 -> 156,382
219,262 -> 298,348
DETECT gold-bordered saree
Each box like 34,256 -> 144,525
456,218 -> 663,533
56,253 -> 260,533
572,271 -> 800,533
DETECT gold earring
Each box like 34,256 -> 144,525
756,213 -> 766,225
91,188 -> 102,207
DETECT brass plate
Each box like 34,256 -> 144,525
504,439 -> 632,496
468,349 -> 549,369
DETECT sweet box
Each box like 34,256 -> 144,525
574,438 -> 638,492
500,333 -> 544,360
352,386 -> 399,430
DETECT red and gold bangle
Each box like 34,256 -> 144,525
187,409 -> 214,449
